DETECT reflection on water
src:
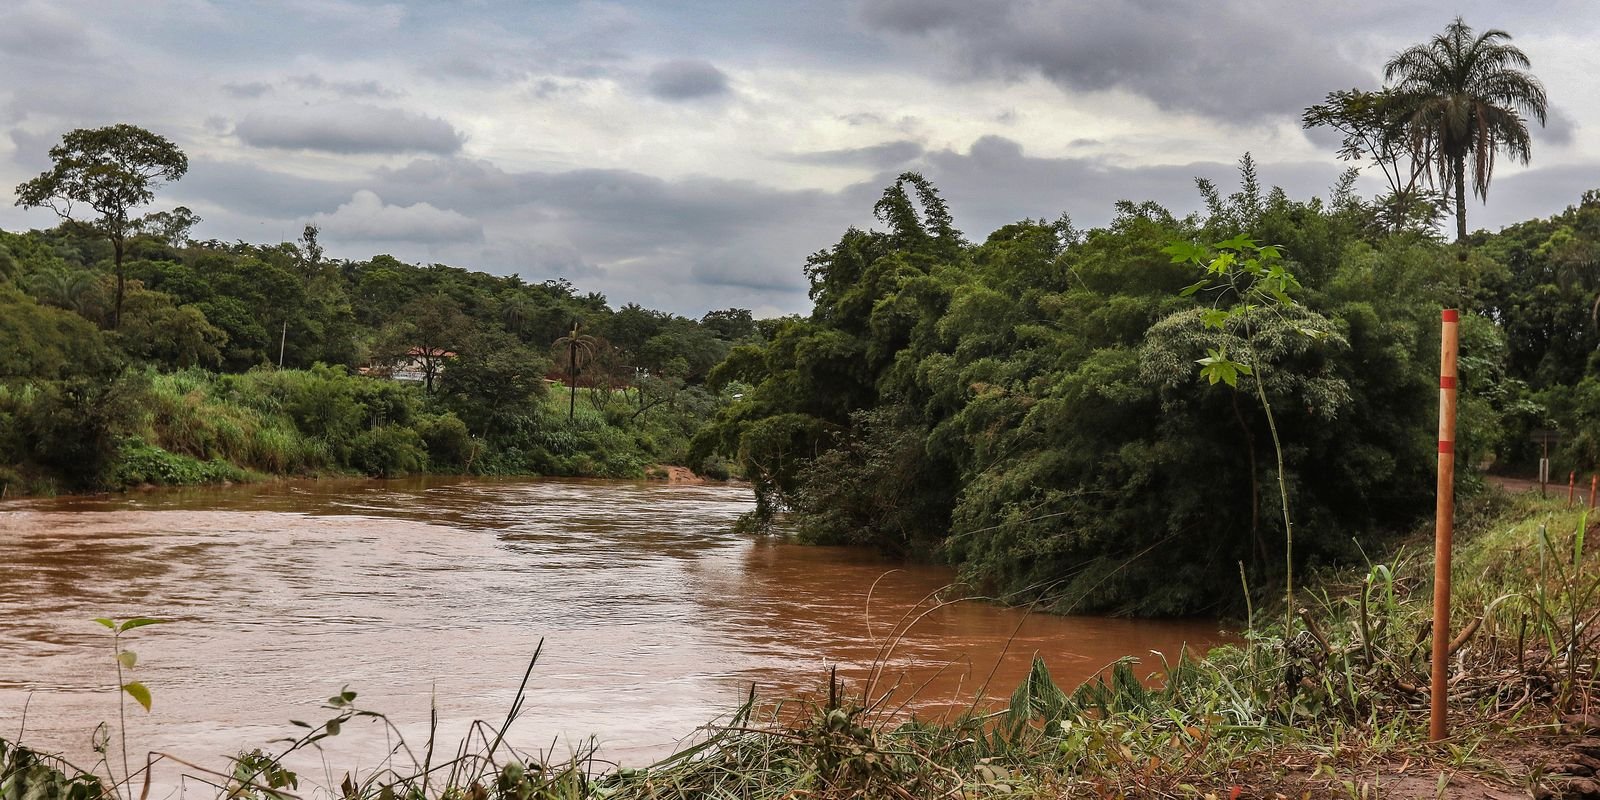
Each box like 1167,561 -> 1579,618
0,477 -> 1223,785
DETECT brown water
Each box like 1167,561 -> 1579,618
0,477 -> 1222,785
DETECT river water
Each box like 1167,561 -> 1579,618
0,477 -> 1223,787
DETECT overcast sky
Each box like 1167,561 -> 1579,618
2,1 -> 1595,316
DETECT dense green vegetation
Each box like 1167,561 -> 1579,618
690,168 -> 1600,616
0,218 -> 748,495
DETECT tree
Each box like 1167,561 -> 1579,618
553,320 -> 597,421
1302,89 -> 1441,233
14,125 -> 190,328
1384,17 -> 1547,242
378,295 -> 472,392
132,206 -> 202,248
440,330 -> 549,438
701,308 -> 757,341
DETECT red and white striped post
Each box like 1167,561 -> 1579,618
1431,309 -> 1459,742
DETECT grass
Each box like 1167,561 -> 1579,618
4,488 -> 1596,799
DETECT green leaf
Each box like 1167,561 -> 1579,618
1200,308 -> 1230,330
1161,241 -> 1205,264
122,681 -> 153,712
118,651 -> 137,669
290,720 -> 311,728
1216,234 -> 1255,252
93,618 -> 117,630
117,617 -> 165,633
1196,348 -> 1250,387
1178,280 -> 1208,297
325,718 -> 341,737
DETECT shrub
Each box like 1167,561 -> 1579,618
112,440 -> 250,487
415,413 -> 476,470
349,426 -> 428,477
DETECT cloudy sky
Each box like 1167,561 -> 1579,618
1,1 -> 1595,316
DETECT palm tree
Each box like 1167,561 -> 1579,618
553,320 -> 597,422
1384,17 -> 1547,242
27,267 -> 102,318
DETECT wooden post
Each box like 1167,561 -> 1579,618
1540,437 -> 1550,499
1590,475 -> 1597,510
1431,309 -> 1459,742
1571,471 -> 1578,508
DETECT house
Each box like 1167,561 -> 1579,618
362,347 -> 455,387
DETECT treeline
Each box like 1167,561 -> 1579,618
691,165 -> 1600,615
0,222 -> 750,494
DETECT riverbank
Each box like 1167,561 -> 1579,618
4,487 -> 1596,798
0,365 -> 734,498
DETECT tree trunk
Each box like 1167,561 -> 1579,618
568,342 -> 577,422
1454,156 -> 1468,243
112,236 -> 125,330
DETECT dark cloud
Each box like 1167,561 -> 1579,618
222,81 -> 273,99
234,104 -> 464,155
285,74 -> 402,99
645,59 -> 731,100
1537,106 -> 1579,147
857,0 -> 1370,121
175,158 -> 358,219
785,140 -> 925,169
1469,165 -> 1600,231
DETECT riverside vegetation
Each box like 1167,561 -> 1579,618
6,15 -> 1600,798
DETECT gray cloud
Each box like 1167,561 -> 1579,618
858,0 -> 1370,121
0,4 -> 89,57
1537,106 -> 1579,147
309,190 -> 482,243
645,59 -> 731,100
175,158 -> 358,219
222,81 -> 273,99
1469,165 -> 1600,230
786,140 -> 925,169
234,104 -> 464,155
285,74 -> 402,99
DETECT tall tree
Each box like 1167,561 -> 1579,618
1384,17 -> 1547,242
1302,89 -> 1441,232
14,125 -> 189,328
554,320 -> 596,421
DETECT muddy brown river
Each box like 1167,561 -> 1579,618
0,477 -> 1223,788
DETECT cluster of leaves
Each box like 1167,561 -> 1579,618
0,212 -> 751,490
693,163 -> 1561,615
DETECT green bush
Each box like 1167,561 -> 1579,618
349,426 -> 428,477
112,440 -> 250,487
415,413 -> 476,470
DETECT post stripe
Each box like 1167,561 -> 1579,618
1439,441 -> 1454,454
1442,309 -> 1459,322
1440,376 -> 1457,389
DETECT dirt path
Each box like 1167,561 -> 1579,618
1487,474 -> 1592,504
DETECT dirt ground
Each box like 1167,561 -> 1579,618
1231,723 -> 1600,799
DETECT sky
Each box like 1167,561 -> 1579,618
1,1 -> 1596,317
